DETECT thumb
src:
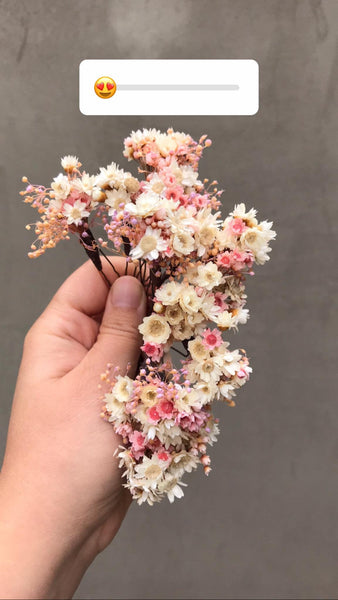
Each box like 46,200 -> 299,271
81,275 -> 147,381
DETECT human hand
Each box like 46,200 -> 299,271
0,257 -> 146,599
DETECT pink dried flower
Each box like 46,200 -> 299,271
202,328 -> 223,350
157,399 -> 174,419
141,342 -> 164,362
228,217 -> 247,236
147,406 -> 161,423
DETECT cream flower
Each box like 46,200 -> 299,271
180,165 -> 200,187
112,375 -> 134,403
196,224 -> 217,256
133,403 -> 149,426
170,130 -> 191,146
143,173 -> 165,194
194,380 -> 218,405
105,376 -> 133,421
139,314 -> 171,344
157,476 -> 185,503
194,357 -> 223,383
171,451 -> 199,477
185,267 -> 199,285
171,320 -> 194,341
154,421 -> 186,447
140,384 -> 158,407
63,200 -> 90,225
217,225 -> 236,250
234,307 -> 250,325
73,173 -> 96,196
134,455 -> 168,488
125,192 -> 161,218
220,352 -> 242,377
61,155 -> 80,171
51,173 -> 71,201
195,209 -> 221,256
240,222 -> 276,265
174,386 -> 198,413
105,393 -> 127,423
126,128 -> 160,147
131,487 -> 160,507
231,203 -> 258,227
130,227 -> 167,261
216,310 -> 235,330
155,130 -> 191,157
195,263 -> 224,291
155,281 -> 182,305
165,304 -> 184,325
179,286 -> 203,314
169,159 -> 183,184
172,231 -> 195,256
212,340 -> 230,356
164,206 -> 196,235
117,448 -> 134,477
240,228 -> 266,252
105,188 -> 130,215
185,311 -> 205,326
95,162 -> 127,189
200,293 -> 221,321
218,381 -> 236,400
188,337 -> 210,362
156,133 -> 178,156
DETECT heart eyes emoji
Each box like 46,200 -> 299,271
94,76 -> 116,98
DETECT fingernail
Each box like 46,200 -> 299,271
110,276 -> 145,311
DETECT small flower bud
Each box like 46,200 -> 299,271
201,454 -> 211,466
153,302 -> 164,313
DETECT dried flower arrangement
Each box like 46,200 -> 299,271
22,128 -> 276,504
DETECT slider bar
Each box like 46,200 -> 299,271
117,84 -> 240,91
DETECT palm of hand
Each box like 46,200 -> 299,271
2,258 -> 146,557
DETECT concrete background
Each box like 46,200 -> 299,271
1,0 -> 338,598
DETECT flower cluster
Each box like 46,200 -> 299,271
22,128 -> 276,505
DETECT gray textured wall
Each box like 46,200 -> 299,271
1,1 -> 338,598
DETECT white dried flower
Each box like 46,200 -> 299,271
125,191 -> 161,218
63,200 -> 90,225
195,263 -> 224,291
130,227 -> 167,261
155,281 -> 182,305
51,173 -> 71,201
139,314 -> 171,344
61,155 -> 80,171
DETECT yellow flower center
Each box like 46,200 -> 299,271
202,360 -> 214,373
149,319 -> 166,336
140,235 -> 157,253
140,385 -> 158,406
71,208 -> 82,220
144,464 -> 162,479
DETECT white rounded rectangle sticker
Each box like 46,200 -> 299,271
79,59 -> 259,116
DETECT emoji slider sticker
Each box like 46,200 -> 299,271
94,76 -> 116,99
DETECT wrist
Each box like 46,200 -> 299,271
0,476 -> 93,599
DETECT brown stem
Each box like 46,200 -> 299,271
75,226 -> 111,289
99,248 -> 120,279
